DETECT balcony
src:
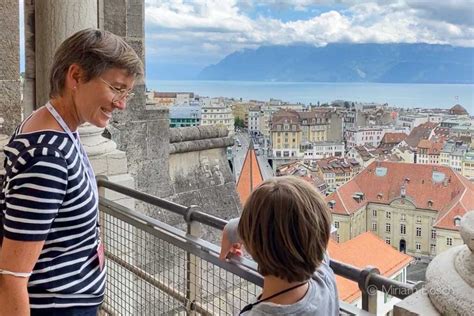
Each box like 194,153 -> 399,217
97,178 -> 420,315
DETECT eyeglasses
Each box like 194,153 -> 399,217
99,77 -> 135,103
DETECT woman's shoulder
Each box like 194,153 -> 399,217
4,130 -> 75,171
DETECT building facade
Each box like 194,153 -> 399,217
326,162 -> 473,258
201,98 -> 235,134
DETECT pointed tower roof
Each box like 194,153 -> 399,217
236,140 -> 264,205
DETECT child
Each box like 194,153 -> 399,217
220,176 -> 339,315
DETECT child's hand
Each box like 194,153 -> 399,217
219,227 -> 243,260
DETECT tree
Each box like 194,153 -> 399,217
234,117 -> 245,128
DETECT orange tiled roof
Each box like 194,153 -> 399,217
328,232 -> 413,303
380,132 -> 407,145
236,144 -> 264,205
325,161 -> 474,230
405,122 -> 437,148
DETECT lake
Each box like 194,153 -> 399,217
147,80 -> 474,110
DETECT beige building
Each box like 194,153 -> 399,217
462,151 -> 474,181
326,161 -> 474,258
298,110 -> 330,143
270,110 -> 302,159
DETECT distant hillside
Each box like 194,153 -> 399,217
197,43 -> 474,84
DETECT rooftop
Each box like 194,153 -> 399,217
326,161 -> 474,231
328,232 -> 413,303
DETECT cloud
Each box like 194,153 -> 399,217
144,0 -> 474,72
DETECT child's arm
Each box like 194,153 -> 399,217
219,218 -> 242,260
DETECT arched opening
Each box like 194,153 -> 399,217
399,239 -> 406,253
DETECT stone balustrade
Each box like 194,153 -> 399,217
394,211 -> 474,315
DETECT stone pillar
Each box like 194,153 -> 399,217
23,0 -> 36,116
102,0 -> 172,200
0,0 -> 22,136
0,119 -> 9,177
35,0 -> 97,106
394,211 -> 474,315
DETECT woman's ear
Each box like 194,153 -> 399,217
66,64 -> 83,89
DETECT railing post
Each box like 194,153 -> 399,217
358,266 -> 380,314
185,206 -> 202,315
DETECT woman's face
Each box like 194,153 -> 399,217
75,68 -> 136,128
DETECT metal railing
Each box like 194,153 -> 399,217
97,178 -> 420,315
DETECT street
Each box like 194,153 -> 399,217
232,131 -> 274,181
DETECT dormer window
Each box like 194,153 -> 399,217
454,216 -> 461,227
427,200 -> 433,208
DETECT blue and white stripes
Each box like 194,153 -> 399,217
0,130 -> 105,308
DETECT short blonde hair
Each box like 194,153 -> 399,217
238,176 -> 332,282
49,28 -> 144,98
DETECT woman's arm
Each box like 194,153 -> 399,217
0,238 -> 44,316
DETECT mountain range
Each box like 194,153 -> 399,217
197,43 -> 474,84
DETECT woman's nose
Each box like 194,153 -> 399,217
113,98 -> 127,110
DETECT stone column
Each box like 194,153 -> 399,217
0,0 -> 22,136
23,0 -> 36,116
35,0 -> 97,106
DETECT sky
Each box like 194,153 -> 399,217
145,0 -> 474,79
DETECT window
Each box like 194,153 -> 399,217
385,237 -> 391,245
416,216 -> 421,223
400,224 -> 406,235
454,217 -> 461,227
372,222 -> 377,231
416,227 -> 422,237
447,238 -> 453,246
386,223 -> 391,233
401,214 -> 406,221
372,209 -> 377,217
386,211 -> 391,220
334,221 -> 339,229
336,234 -> 340,243
416,242 -> 421,251
431,229 -> 436,239
430,244 -> 436,254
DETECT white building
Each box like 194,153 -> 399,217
396,113 -> 429,130
439,140 -> 469,172
302,142 -> 345,159
346,126 -> 408,148
201,98 -> 235,134
248,105 -> 261,136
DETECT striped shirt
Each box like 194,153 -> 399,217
0,130 -> 105,308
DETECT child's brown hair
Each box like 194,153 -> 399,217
238,176 -> 332,282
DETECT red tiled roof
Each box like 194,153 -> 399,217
236,145 -> 264,205
328,232 -> 413,303
405,122 -> 437,148
325,161 -> 474,230
417,139 -> 444,155
380,132 -> 407,145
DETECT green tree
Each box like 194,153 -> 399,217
234,117 -> 245,128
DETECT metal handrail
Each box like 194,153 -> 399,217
97,177 -> 420,314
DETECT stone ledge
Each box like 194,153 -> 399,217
169,136 -> 234,154
170,125 -> 229,143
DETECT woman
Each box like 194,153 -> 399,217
0,28 -> 143,315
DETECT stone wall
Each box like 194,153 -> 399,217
0,0 -> 22,135
156,126 -> 240,242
